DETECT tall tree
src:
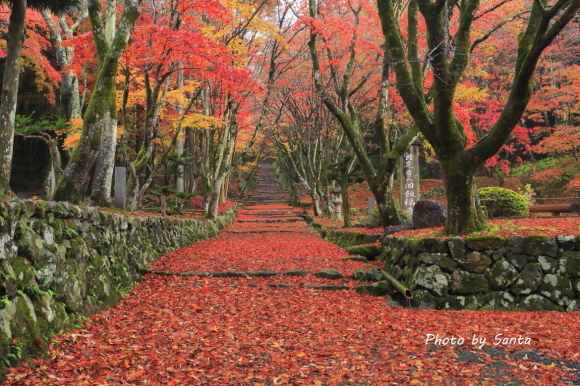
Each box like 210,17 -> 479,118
0,0 -> 80,195
377,0 -> 580,234
53,0 -> 141,203
306,0 -> 418,227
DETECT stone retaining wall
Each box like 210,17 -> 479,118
380,234 -> 580,311
0,199 -> 238,366
318,229 -> 380,248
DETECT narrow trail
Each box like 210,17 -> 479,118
5,160 -> 580,385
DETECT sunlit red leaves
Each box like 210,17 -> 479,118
5,273 -> 580,385
390,216 -> 580,239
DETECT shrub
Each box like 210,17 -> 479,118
478,187 -> 529,217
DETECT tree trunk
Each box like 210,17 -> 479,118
339,172 -> 351,228
207,179 -> 224,219
0,0 -> 27,195
311,190 -> 321,216
53,0 -> 140,203
440,157 -> 486,235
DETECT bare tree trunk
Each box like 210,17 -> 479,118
54,0 -> 140,203
0,0 -> 27,195
89,0 -> 118,205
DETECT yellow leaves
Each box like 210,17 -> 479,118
181,114 -> 226,130
455,83 -> 489,105
62,118 -> 83,149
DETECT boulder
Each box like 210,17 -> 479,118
537,274 -> 574,307
485,259 -> 519,290
417,253 -> 458,273
447,237 -> 466,261
522,235 -> 558,258
450,270 -> 489,295
410,289 -> 438,309
509,263 -> 543,295
464,236 -> 506,251
519,295 -> 562,311
412,200 -> 447,229
561,252 -> 580,277
538,256 -> 559,274
480,291 -> 515,311
441,295 -> 478,310
414,265 -> 449,296
457,251 -> 492,274
505,252 -> 529,271
556,235 -> 576,252
314,268 -> 344,280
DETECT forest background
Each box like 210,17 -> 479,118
1,0 -> 580,236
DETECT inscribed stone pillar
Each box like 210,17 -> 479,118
400,143 -> 420,216
114,166 -> 127,210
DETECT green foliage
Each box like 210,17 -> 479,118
14,115 -> 71,136
1,342 -> 22,367
478,187 -> 529,217
420,188 -> 446,199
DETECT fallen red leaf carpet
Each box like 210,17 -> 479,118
5,160 -> 580,385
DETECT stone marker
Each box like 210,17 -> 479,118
114,166 -> 127,210
400,142 -> 420,216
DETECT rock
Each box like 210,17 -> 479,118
414,265 -> 449,296
509,263 -> 543,295
345,244 -> 381,258
246,270 -> 277,277
409,238 -> 448,255
441,295 -> 478,310
566,300 -> 579,312
314,268 -> 344,279
412,200 -> 447,229
281,270 -> 311,277
464,236 -> 506,251
342,256 -> 369,263
210,271 -> 246,278
572,278 -> 580,297
383,220 -> 414,235
354,281 -> 391,296
556,236 -> 576,252
450,270 -> 488,295
505,252 -> 529,271
505,235 -> 525,254
352,267 -> 383,282
538,256 -> 559,274
267,283 -> 293,288
11,257 -> 37,287
561,252 -> 580,277
537,274 -> 574,307
519,295 -> 562,311
480,291 -> 515,311
522,235 -> 558,258
417,253 -> 458,273
457,251 -> 492,274
34,250 -> 58,286
485,260 -> 519,290
490,247 -> 507,262
447,237 -> 465,261
410,289 -> 438,309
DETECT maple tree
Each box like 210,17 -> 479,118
376,0 -> 580,235
52,0 -> 141,203
0,0 -> 81,196
303,0 -> 419,227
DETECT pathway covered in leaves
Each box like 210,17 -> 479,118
5,162 -> 580,385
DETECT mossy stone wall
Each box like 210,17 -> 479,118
0,199 -> 238,366
381,234 -> 580,311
